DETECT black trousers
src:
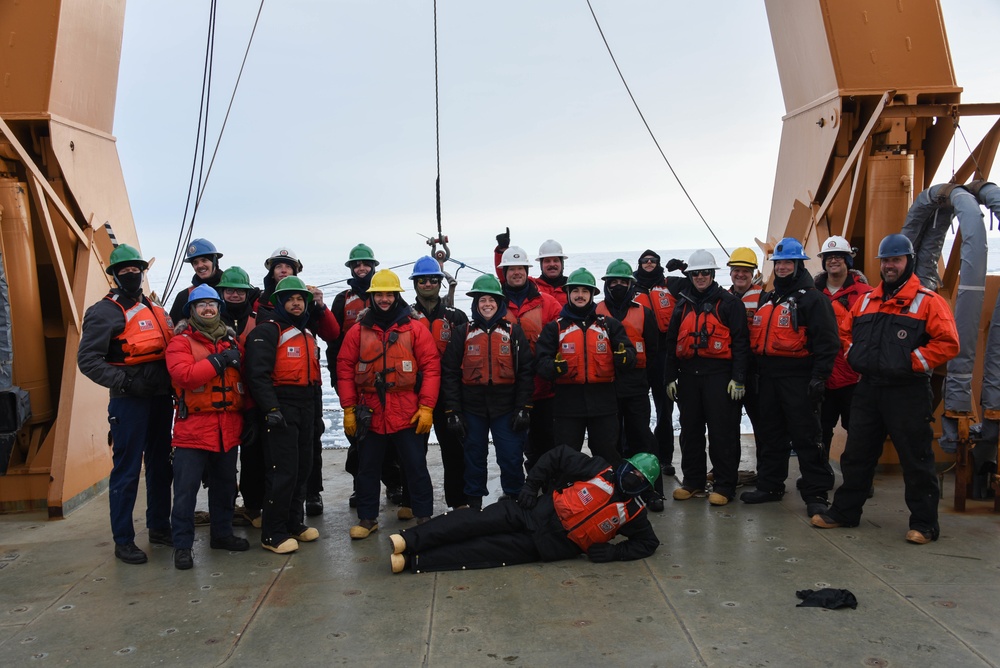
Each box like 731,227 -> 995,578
261,397 -> 314,545
554,414 -> 620,465
820,384 -> 856,453
756,373 -> 834,503
306,390 -> 325,497
617,394 -> 661,495
524,397 -> 556,471
677,373 -> 742,498
238,409 -> 265,516
828,380 -> 939,534
403,502 -> 541,572
648,362 -> 674,466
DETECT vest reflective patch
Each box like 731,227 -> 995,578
287,346 -> 302,358
561,342 -> 576,353
401,360 -> 413,372
138,319 -> 154,331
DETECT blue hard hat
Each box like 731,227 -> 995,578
185,238 -> 223,262
771,237 -> 809,261
183,283 -> 223,317
876,233 -> 915,258
408,256 -> 445,279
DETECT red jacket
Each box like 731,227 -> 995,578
843,273 -> 959,383
166,326 -> 244,452
505,289 -> 562,401
336,313 -> 440,434
816,273 -> 872,389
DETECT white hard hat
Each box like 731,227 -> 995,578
685,249 -> 720,273
817,236 -> 856,256
264,247 -> 303,272
535,239 -> 568,261
499,246 -> 531,267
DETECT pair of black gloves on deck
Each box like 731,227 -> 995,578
515,484 -> 618,563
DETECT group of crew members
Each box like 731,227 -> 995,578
77,228 -> 959,573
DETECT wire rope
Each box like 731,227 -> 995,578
585,0 -> 729,257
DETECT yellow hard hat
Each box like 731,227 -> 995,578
727,247 -> 758,269
368,269 -> 404,293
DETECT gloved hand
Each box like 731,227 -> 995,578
495,227 -> 510,249
240,415 -> 258,445
410,405 -> 435,435
446,410 -> 467,441
343,406 -> 357,437
727,380 -> 746,401
517,485 -> 538,510
808,378 -> 826,403
587,543 -> 617,563
264,408 -> 286,428
614,342 -> 630,367
207,348 -> 240,374
553,353 -> 568,376
666,380 -> 679,402
510,407 -> 531,432
666,258 -> 688,273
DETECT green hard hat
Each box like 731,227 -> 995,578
564,267 -> 600,295
106,244 -> 148,275
466,274 -> 505,299
602,259 -> 635,281
626,452 -> 661,486
270,276 -> 314,306
216,266 -> 253,290
344,243 -> 379,268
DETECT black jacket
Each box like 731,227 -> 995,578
168,268 -> 223,324
755,270 -> 839,380
663,281 -> 750,384
440,318 -> 534,418
599,292 -> 660,399
523,445 -> 660,561
77,290 -> 172,398
535,305 -> 635,417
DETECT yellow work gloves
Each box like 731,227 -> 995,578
727,380 -> 746,401
411,405 -> 434,434
666,381 -> 679,402
343,406 -> 357,437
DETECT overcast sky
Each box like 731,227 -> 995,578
114,1 -> 1000,283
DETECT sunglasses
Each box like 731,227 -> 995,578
689,270 -> 713,277
416,277 -> 441,285
639,257 -> 658,265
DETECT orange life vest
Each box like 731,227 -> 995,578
343,292 -> 366,331
173,332 -> 245,413
270,323 -> 321,386
105,295 -> 172,366
749,296 -> 809,358
505,304 -> 544,349
643,286 -> 677,333
355,327 -> 418,393
238,310 -> 258,347
412,311 -> 454,356
460,325 -> 517,386
674,300 -> 733,360
595,302 -> 647,369
552,467 -> 646,551
734,287 -> 762,325
555,318 -> 616,384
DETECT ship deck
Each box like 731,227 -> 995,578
1,438 -> 999,668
